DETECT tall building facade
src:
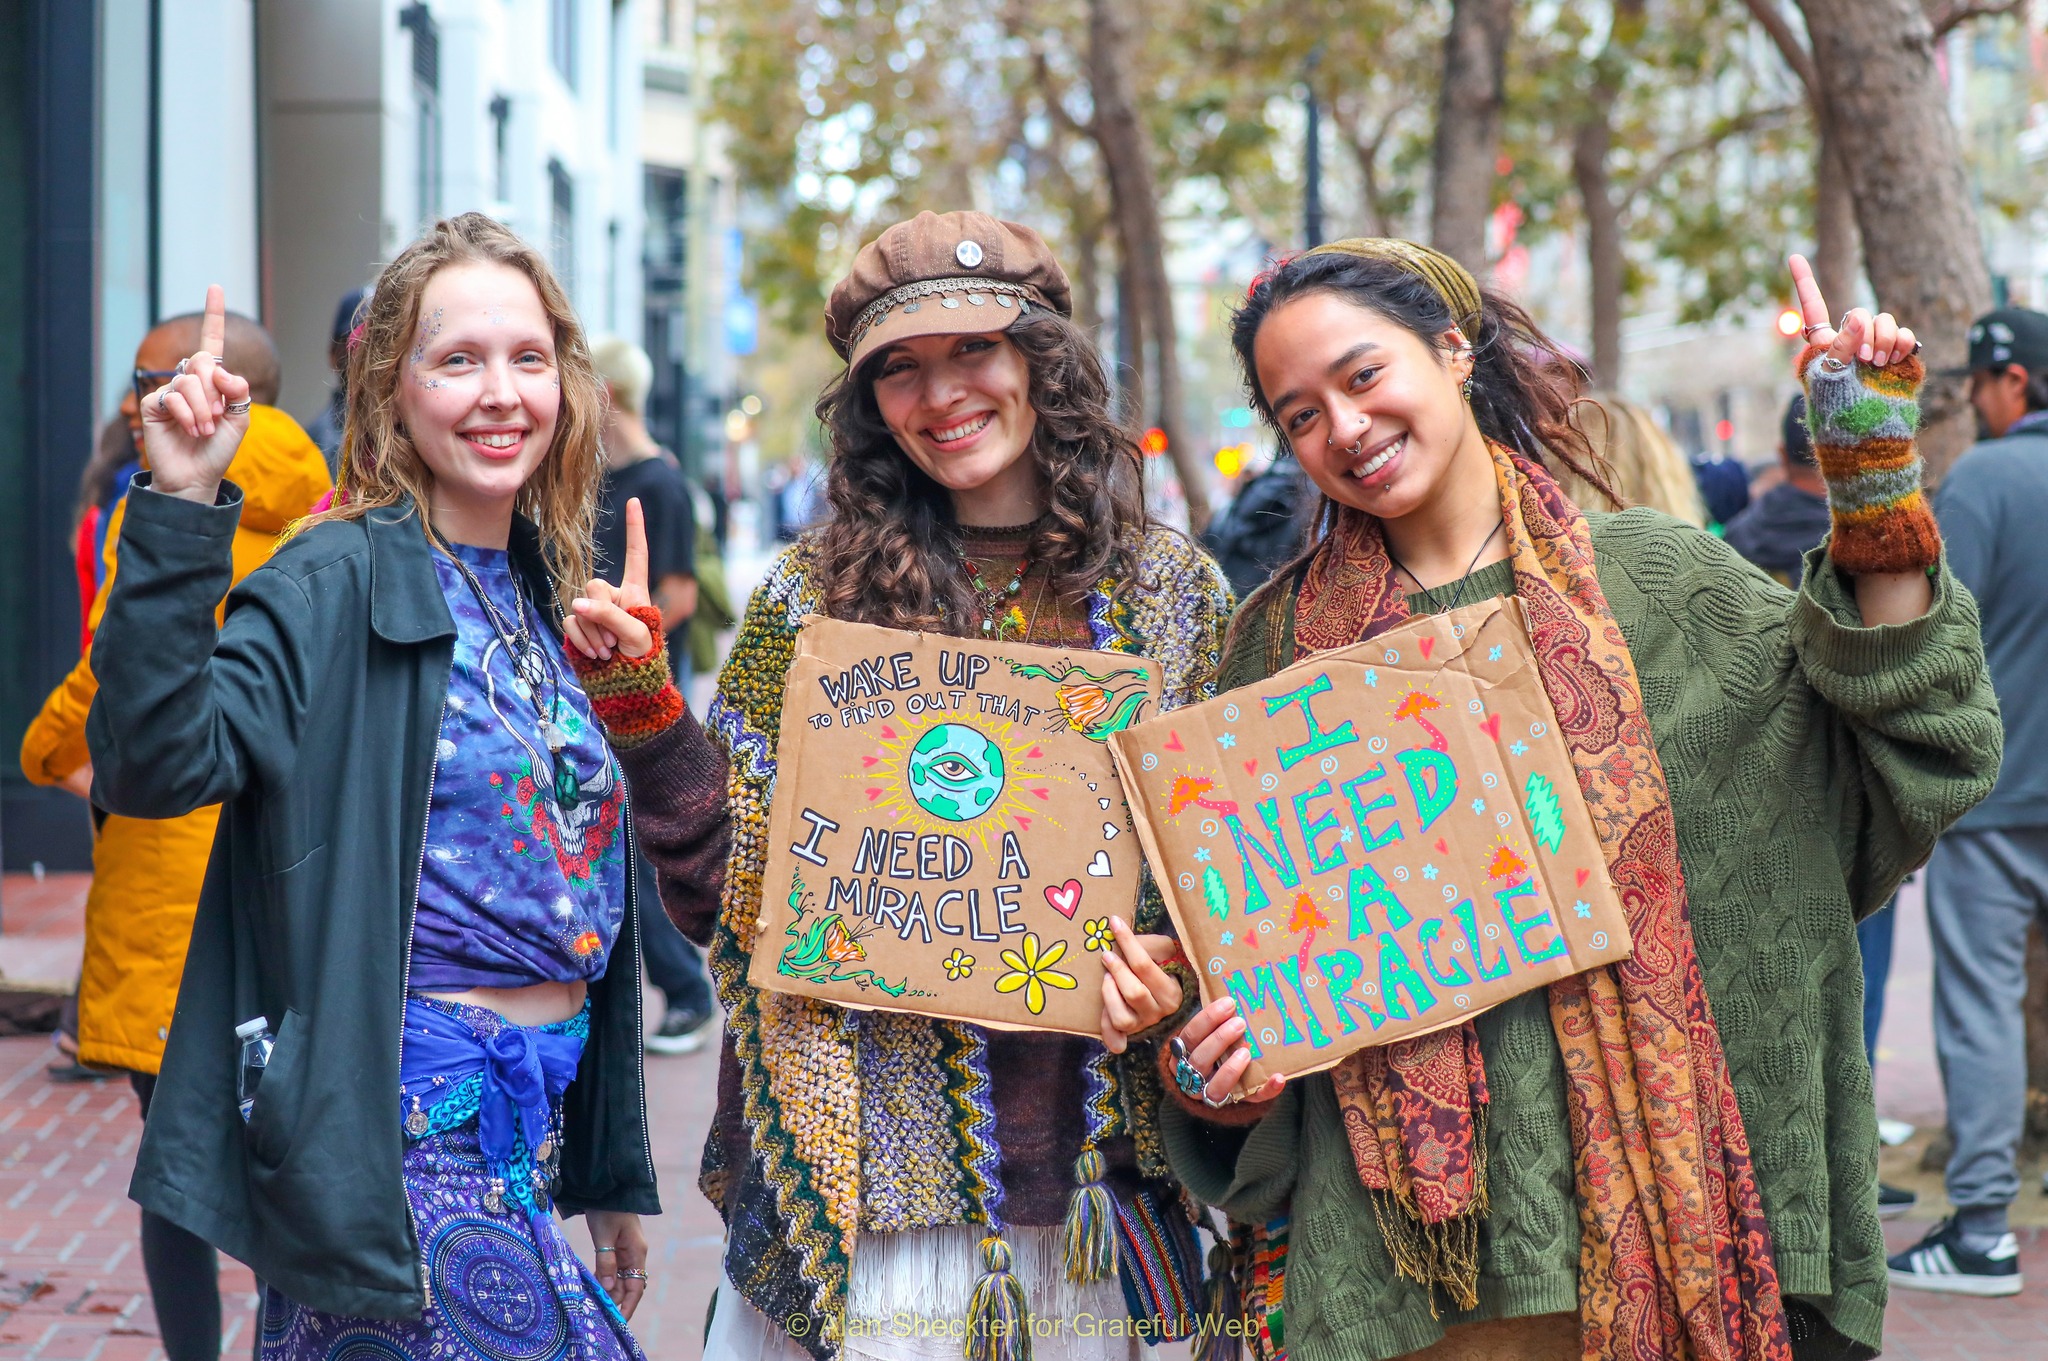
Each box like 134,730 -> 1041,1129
1,0 -> 645,876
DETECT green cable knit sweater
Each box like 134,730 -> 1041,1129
1162,508 -> 2001,1361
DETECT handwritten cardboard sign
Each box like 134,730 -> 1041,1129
1108,597 -> 1633,1090
752,617 -> 1165,1035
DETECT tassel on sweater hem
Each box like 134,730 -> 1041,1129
966,1233 -> 1034,1361
1062,1150 -> 1118,1284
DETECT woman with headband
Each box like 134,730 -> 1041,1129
698,211 -> 1233,1360
1159,243 -> 1999,1360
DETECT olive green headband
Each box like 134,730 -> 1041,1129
1301,238 -> 1484,333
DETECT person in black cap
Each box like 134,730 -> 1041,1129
1891,304 -> 2048,1296
305,286 -> 369,474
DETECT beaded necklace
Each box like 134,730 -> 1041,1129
962,548 -> 1032,638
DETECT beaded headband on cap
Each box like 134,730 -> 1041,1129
1300,238 -> 1484,332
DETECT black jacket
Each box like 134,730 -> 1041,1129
86,481 -> 660,1319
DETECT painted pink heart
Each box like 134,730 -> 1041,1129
1478,713 -> 1501,741
1165,730 -> 1185,752
865,788 -> 883,801
861,755 -> 878,768
1244,758 -> 1259,776
1045,880 -> 1083,919
1576,868 -> 1590,888
1420,636 -> 1435,660
1435,838 -> 1449,854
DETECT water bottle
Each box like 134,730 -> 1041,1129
235,1017 -> 274,1123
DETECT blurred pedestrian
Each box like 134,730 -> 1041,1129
86,216 -> 724,1357
19,308 -> 330,1361
1560,393 -> 1707,524
588,334 -> 716,1057
1168,243 -> 1995,1357
1691,447 -> 1752,528
1892,305 -> 2048,1296
1200,446 -> 1310,597
305,287 -> 368,474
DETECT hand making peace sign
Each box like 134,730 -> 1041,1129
142,286 -> 254,504
1789,253 -> 1919,371
564,498 -> 659,662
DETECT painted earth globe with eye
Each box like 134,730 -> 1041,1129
906,723 -> 1007,822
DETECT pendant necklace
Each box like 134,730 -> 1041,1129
1384,519 -> 1504,621
962,549 -> 1032,639
447,551 -> 583,810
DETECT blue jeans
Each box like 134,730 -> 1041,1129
1857,897 -> 1897,1071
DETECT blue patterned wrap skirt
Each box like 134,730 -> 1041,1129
259,997 -> 644,1361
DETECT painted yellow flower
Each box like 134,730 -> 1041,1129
995,932 -> 1077,1015
944,948 -> 975,981
1082,918 -> 1115,952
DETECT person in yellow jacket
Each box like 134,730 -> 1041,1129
18,309 -> 329,1361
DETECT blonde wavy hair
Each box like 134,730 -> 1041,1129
296,212 -> 603,604
1559,394 -> 1706,527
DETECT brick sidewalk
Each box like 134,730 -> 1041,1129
8,870 -> 2048,1359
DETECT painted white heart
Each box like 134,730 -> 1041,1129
1086,850 -> 1112,877
1098,797 -> 1111,810
1101,822 -> 1119,840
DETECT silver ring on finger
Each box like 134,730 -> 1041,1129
1802,324 -> 1828,342
593,1246 -> 615,1254
1169,1036 -> 1209,1100
225,399 -> 252,416
616,1269 -> 648,1281
155,389 -> 169,413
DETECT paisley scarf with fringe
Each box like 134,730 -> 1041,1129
1293,443 -> 1789,1361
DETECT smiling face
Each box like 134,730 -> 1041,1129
394,261 -> 562,541
869,331 -> 1043,523
1252,291 -> 1483,523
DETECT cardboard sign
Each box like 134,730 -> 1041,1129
752,617 -> 1165,1035
1108,597 -> 1633,1090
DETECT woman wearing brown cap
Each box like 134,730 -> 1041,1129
1156,244 -> 2000,1358
696,211 -> 1233,1359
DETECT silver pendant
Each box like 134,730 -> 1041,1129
539,722 -> 568,754
405,1098 -> 429,1137
535,1138 -> 554,1163
484,1179 -> 506,1213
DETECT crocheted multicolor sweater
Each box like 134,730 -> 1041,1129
704,528 -> 1233,1358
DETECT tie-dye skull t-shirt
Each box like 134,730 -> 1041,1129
409,543 -> 628,989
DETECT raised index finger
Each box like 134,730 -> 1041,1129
623,498 -> 649,596
1789,254 -> 1830,333
200,285 -> 227,360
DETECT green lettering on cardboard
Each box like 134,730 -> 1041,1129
1347,862 -> 1412,937
1339,763 -> 1404,852
1274,955 -> 1332,1049
1223,799 -> 1300,916
1292,779 -> 1349,876
1496,878 -> 1567,965
1419,919 -> 1474,987
1226,963 -> 1304,1058
1452,898 -> 1513,980
1398,748 -> 1458,834
1315,948 -> 1388,1033
1377,931 -> 1437,1020
1265,673 -> 1359,771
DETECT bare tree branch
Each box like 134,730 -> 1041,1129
1618,102 -> 1802,212
1927,0 -> 2025,39
1739,0 -> 1818,92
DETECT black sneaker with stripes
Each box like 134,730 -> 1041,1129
1887,1218 -> 2022,1296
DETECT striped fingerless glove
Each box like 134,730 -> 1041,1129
1797,344 -> 1942,575
565,604 -> 686,750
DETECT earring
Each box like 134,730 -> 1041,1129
1462,375 -> 1474,400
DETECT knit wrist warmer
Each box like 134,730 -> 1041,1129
565,604 -> 685,749
1797,343 -> 1942,575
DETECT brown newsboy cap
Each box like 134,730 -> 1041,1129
826,210 -> 1073,370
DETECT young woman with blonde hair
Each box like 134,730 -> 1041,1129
86,212 -> 728,1360
1559,392 -> 1707,526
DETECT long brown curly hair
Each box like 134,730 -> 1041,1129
294,212 -> 603,606
811,309 -> 1150,630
